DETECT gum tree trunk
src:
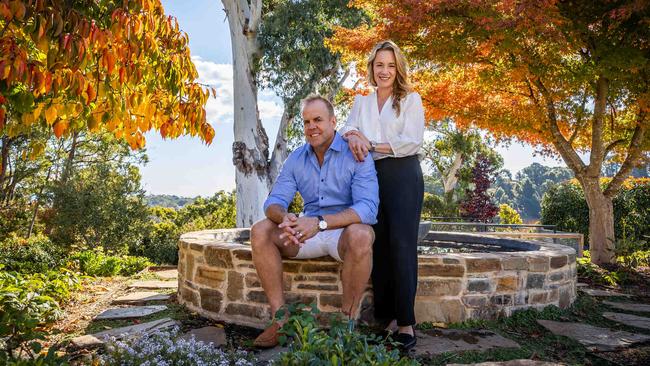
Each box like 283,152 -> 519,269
582,179 -> 615,264
222,0 -> 270,227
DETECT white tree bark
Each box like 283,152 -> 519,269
222,0 -> 270,227
442,152 -> 463,194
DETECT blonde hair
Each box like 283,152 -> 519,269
366,40 -> 412,116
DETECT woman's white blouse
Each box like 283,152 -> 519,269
339,91 -> 425,160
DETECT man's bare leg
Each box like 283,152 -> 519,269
338,224 -> 374,317
251,218 -> 300,319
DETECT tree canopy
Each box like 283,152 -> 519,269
0,0 -> 215,151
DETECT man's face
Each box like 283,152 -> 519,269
302,100 -> 336,151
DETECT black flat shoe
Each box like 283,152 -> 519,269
391,331 -> 416,351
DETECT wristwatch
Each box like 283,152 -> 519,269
369,140 -> 377,152
317,215 -> 328,231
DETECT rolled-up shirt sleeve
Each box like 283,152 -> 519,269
349,157 -> 379,225
338,95 -> 362,136
386,93 -> 425,157
263,154 -> 297,214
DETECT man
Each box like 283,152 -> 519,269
250,95 -> 379,348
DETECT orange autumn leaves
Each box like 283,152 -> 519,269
0,0 -> 215,150
329,0 -> 648,154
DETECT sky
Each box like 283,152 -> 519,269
140,0 -> 567,197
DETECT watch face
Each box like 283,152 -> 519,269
319,220 -> 327,230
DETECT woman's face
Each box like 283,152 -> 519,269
372,49 -> 397,89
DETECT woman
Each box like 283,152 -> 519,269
340,40 -> 425,350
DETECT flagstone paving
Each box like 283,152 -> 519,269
579,288 -> 633,297
447,360 -> 563,366
181,326 -> 227,347
153,269 -> 178,280
95,305 -> 168,320
71,317 -> 179,348
112,291 -> 171,305
602,312 -> 650,330
129,280 -> 178,289
537,319 -> 650,352
413,328 -> 520,357
602,301 -> 650,313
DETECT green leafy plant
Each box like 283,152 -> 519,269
614,238 -> 650,270
0,234 -> 65,274
275,302 -> 419,366
576,251 -> 620,286
0,267 -> 81,362
70,248 -> 152,277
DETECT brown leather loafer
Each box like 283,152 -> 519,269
253,322 -> 282,348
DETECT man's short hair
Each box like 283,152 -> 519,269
300,95 -> 335,118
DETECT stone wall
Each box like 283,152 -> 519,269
178,229 -> 577,329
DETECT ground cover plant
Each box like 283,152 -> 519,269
0,267 -> 82,364
275,302 -> 419,366
99,327 -> 256,366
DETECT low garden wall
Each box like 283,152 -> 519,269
177,229 -> 577,329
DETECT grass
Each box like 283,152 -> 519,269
416,294 -> 649,365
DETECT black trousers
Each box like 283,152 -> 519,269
372,155 -> 424,326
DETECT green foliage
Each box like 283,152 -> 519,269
275,302 -> 419,366
0,234 -> 65,274
134,191 -> 237,265
70,248 -> 152,277
49,160 -> 150,253
541,179 -> 650,241
498,204 -> 523,225
421,192 -> 458,218
493,163 -> 573,221
614,238 -> 650,270
0,268 -> 81,361
576,251 -> 620,287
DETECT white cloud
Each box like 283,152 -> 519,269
192,56 -> 234,125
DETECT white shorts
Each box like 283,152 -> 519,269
292,228 -> 344,262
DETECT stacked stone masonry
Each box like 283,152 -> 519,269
178,229 -> 577,329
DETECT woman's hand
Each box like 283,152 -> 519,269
345,131 -> 371,162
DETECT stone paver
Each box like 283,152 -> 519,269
602,301 -> 650,313
576,283 -> 589,288
603,312 -> 650,330
181,326 -> 226,347
537,320 -> 650,351
447,360 -> 563,366
95,305 -> 167,320
413,329 -> 520,357
154,269 -> 178,280
71,317 -> 179,348
129,280 -> 178,289
112,291 -> 171,305
579,288 -> 632,297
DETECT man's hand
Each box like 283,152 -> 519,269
278,213 -> 300,246
345,131 -> 371,162
278,216 -> 319,246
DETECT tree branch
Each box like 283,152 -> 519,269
534,78 -> 586,175
604,112 -> 647,198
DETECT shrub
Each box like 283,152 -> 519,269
276,303 -> 419,366
498,203 -> 523,225
70,248 -> 152,277
0,268 -> 81,361
99,328 -> 255,366
0,234 -> 65,274
541,178 -> 650,241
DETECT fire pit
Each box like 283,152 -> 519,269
177,229 -> 577,328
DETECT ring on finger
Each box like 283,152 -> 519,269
296,231 -> 302,237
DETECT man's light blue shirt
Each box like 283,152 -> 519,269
263,133 -> 379,225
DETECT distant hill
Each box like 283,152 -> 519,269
146,194 -> 197,209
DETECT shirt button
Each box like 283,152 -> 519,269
321,179 -> 324,182
320,197 -> 323,200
